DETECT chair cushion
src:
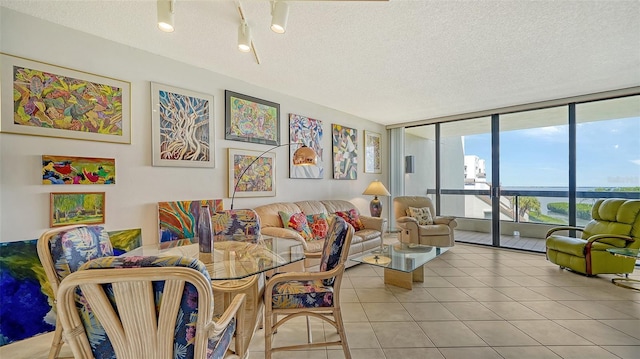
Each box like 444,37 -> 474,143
208,315 -> 236,359
279,211 -> 313,241
306,213 -> 329,240
407,206 -> 434,225
319,217 -> 350,285
270,279 -> 334,309
546,235 -> 587,257
335,209 -> 364,231
50,225 -> 113,282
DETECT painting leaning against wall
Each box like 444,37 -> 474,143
42,155 -> 115,184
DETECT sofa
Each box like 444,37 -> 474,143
254,200 -> 386,269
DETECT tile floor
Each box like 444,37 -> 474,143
2,242 -> 639,359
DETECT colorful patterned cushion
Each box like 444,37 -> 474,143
279,211 -> 313,241
78,255 -> 235,359
319,217 -> 349,286
334,209 -> 364,231
306,213 -> 329,240
407,206 -> 433,225
271,279 -> 334,309
49,225 -> 114,282
212,209 -> 261,239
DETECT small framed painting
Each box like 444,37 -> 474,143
50,192 -> 105,227
225,90 -> 280,145
151,82 -> 215,167
1,53 -> 131,144
364,131 -> 382,174
42,155 -> 115,184
228,148 -> 276,198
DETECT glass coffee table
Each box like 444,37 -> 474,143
351,243 -> 449,289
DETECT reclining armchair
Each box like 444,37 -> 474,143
393,196 -> 457,247
545,198 -> 640,276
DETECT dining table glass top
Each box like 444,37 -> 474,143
122,236 -> 305,280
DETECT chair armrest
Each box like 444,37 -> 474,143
261,227 -> 308,249
396,216 -> 418,224
433,216 -> 457,227
587,234 -> 633,245
359,215 -> 386,232
546,226 -> 584,237
208,292 -> 246,337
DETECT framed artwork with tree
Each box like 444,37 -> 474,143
50,192 -> 105,227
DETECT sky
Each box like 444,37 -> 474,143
463,117 -> 640,188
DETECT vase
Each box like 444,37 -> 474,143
197,204 -> 213,259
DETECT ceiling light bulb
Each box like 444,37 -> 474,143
238,22 -> 252,52
271,1 -> 289,34
157,0 -> 175,33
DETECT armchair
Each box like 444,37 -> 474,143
56,255 -> 246,359
264,217 -> 354,359
393,196 -> 457,247
545,199 -> 640,276
37,224 -> 114,359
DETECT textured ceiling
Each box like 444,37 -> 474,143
2,0 -> 639,125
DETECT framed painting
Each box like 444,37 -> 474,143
50,192 -> 105,227
151,83 -> 215,167
0,53 -> 131,144
225,90 -> 280,145
158,199 -> 223,242
289,113 -> 323,179
42,155 -> 115,184
332,124 -> 358,180
364,131 -> 382,174
228,148 -> 276,198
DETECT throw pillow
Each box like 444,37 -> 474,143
306,213 -> 329,240
279,211 -> 313,240
407,206 -> 433,225
335,209 -> 364,231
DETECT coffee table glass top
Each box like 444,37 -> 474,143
350,243 -> 448,272
606,248 -> 640,259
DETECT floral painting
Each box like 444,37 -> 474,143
42,155 -> 115,185
228,148 -> 276,198
0,54 -> 131,143
364,131 -> 382,174
151,83 -> 214,168
0,228 -> 141,346
158,199 -> 224,242
332,124 -> 358,180
225,90 -> 280,145
50,192 -> 105,227
289,113 -> 323,179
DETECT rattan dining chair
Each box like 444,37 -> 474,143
37,224 -> 114,359
263,216 -> 354,359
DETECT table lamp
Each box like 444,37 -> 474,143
230,143 -> 317,209
362,180 -> 390,217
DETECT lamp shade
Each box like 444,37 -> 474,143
157,0 -> 175,33
238,22 -> 252,52
271,1 -> 289,34
362,180 -> 390,197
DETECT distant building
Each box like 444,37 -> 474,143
464,155 -> 488,189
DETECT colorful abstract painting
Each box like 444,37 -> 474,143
289,113 -> 323,179
42,155 -> 115,185
364,131 -> 382,174
151,83 -> 214,168
0,228 -> 141,346
0,54 -> 131,143
50,192 -> 105,227
332,124 -> 358,180
228,148 -> 276,198
225,90 -> 280,145
158,199 -> 224,242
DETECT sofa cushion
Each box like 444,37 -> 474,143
320,200 -> 358,214
307,213 -> 329,240
279,211 -> 313,241
335,209 -> 364,231
407,206 -> 434,225
305,239 -> 325,253
295,200 -> 329,216
255,203 -> 302,228
355,229 -> 380,241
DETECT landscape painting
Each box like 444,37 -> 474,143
50,192 -> 105,227
0,228 -> 141,347
332,124 -> 358,180
228,148 -> 276,198
0,53 -> 131,144
151,83 -> 214,168
42,155 -> 115,184
289,113 -> 323,179
158,199 -> 224,242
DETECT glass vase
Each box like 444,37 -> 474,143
197,204 -> 213,261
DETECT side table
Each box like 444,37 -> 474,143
606,248 -> 640,291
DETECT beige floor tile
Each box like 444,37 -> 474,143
557,300 -> 634,320
417,321 -> 486,347
459,287 -> 513,301
350,276 -> 388,289
362,302 -> 413,322
600,345 -> 640,359
519,301 -> 591,319
598,319 -> 640,338
388,287 -> 438,302
474,276 -> 522,287
594,300 -> 640,319
458,267 -> 499,277
547,345 -> 623,359
383,348 -> 445,359
401,302 -> 457,321
346,265 -> 379,277
500,275 -> 550,286
429,267 -> 470,277
270,320 -> 326,350
463,320 -> 539,346
341,322 -> 381,349
494,286 -> 550,301
527,286 -> 586,300
438,347 -> 503,359
340,302 -> 369,323
370,321 -> 434,348
420,276 -> 456,288
480,301 -> 545,320
441,302 -> 502,321
554,319 -> 640,345
355,288 -> 398,303
509,320 -> 593,345
493,346 -> 561,358
425,287 -> 475,301
272,350 -> 328,359
443,276 -> 489,287
327,348 -> 385,359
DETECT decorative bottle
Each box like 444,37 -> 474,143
197,204 -> 213,258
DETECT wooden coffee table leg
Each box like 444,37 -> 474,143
384,265 -> 424,290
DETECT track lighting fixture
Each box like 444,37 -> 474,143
157,0 -> 175,32
270,1 -> 289,34
238,21 -> 252,52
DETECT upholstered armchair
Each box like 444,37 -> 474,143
264,217 -> 354,359
212,209 -> 261,241
37,224 -> 114,359
393,196 -> 457,247
546,198 -> 640,276
56,255 -> 246,359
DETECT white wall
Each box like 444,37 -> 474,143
0,9 -> 388,244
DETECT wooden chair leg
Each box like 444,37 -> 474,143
334,309 -> 351,359
264,310 -> 273,359
48,322 -> 64,359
